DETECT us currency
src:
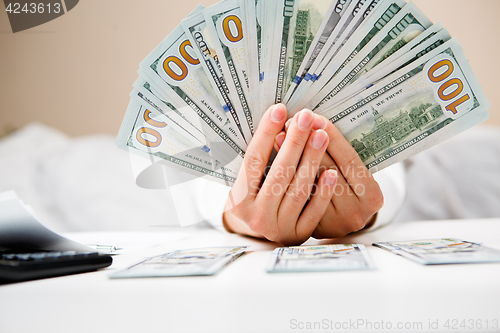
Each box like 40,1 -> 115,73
286,0 -> 376,112
317,39 -> 490,172
282,0 -> 340,102
131,77 -> 206,145
267,244 -> 375,273
181,11 -> 252,145
241,0 -> 264,127
260,0 -> 278,111
203,0 -> 255,143
306,0 -> 366,81
110,246 -> 247,278
139,24 -> 247,161
273,0 -> 356,108
316,22 -> 450,113
301,1 -> 431,111
319,0 -> 383,72
289,0 -> 407,113
283,0 -> 352,105
116,99 -> 240,186
133,75 -> 240,166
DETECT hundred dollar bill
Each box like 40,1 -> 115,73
269,0 -> 349,106
181,11 -> 252,144
116,99 -> 240,186
133,75 -> 240,167
110,246 -> 247,278
203,0 -> 255,142
270,0 -> 339,105
265,0 -> 301,106
259,0 -> 278,111
139,24 -> 247,159
241,0 -> 264,127
317,0 -> 383,73
267,244 -> 375,273
289,0 -> 406,113
316,22 -> 450,113
306,0 -> 366,82
318,39 -> 490,172
310,1 -> 433,109
240,0 -> 260,121
131,77 -> 206,145
286,0 -> 383,112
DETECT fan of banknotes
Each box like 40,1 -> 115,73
116,0 -> 490,187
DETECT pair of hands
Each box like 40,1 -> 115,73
223,104 -> 383,245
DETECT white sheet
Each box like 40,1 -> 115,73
0,123 -> 182,232
395,125 -> 500,222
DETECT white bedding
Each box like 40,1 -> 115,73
0,123 -> 180,232
1,122 -> 499,232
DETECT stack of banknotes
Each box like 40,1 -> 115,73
117,0 -> 490,186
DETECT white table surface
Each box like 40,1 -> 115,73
1,219 -> 499,333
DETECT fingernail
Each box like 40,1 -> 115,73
312,115 -> 326,130
285,118 -> 292,131
325,169 -> 338,186
311,129 -> 327,149
270,104 -> 287,122
275,132 -> 285,148
297,109 -> 313,129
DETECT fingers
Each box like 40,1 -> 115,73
274,132 -> 285,152
232,104 -> 287,202
322,117 -> 383,206
257,109 -> 315,210
295,169 -> 338,241
284,113 -> 325,133
279,128 -> 329,227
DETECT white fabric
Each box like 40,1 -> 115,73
395,125 -> 500,222
0,123 -> 179,232
370,162 -> 407,230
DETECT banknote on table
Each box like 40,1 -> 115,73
203,0 -> 255,140
182,11 -> 251,145
373,239 -> 500,265
267,244 -> 375,273
116,99 -> 239,186
110,246 -> 247,278
316,22 -> 451,113
317,38 -> 490,172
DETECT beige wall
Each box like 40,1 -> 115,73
0,0 -> 499,137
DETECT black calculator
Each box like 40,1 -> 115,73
0,250 -> 112,283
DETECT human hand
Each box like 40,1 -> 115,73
223,104 -> 339,245
276,112 -> 384,239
